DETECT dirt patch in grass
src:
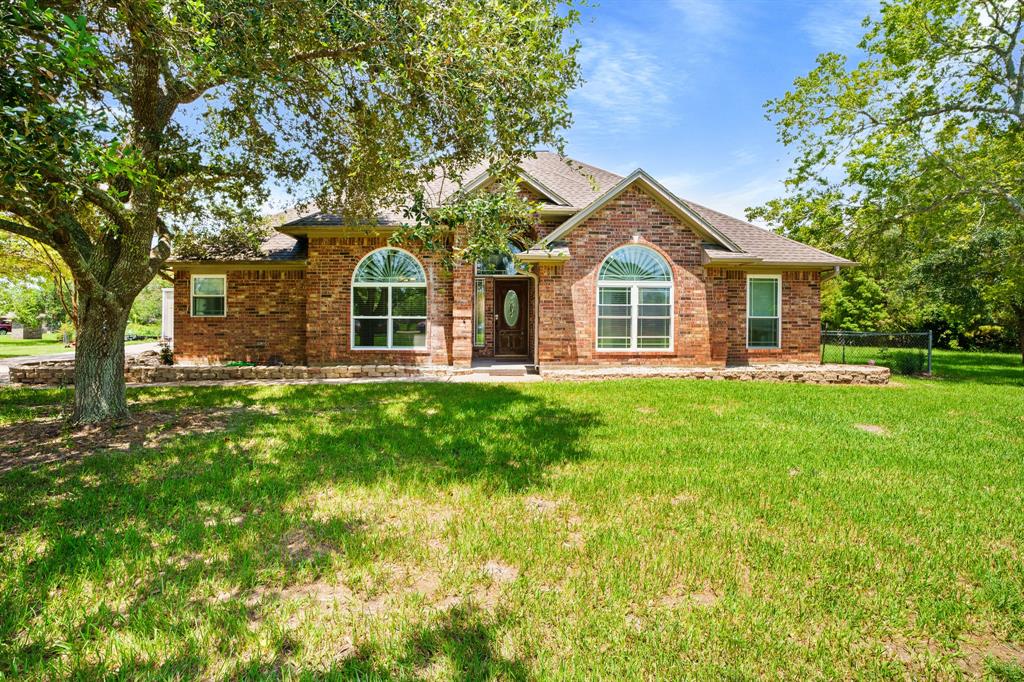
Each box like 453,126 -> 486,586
245,559 -> 519,625
854,423 -> 889,436
0,407 -> 245,474
959,632 -> 1024,677
281,526 -> 336,563
879,634 -> 943,672
524,496 -> 560,514
483,560 -> 519,584
659,582 -> 720,609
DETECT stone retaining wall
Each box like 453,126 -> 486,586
9,363 -> 458,385
10,362 -> 889,386
539,364 -> 890,385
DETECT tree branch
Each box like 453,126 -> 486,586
0,216 -> 54,246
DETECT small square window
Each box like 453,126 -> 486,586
191,275 -> 226,317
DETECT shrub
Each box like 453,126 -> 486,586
891,350 -> 925,375
158,341 -> 174,366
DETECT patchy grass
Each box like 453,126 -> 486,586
0,351 -> 1022,679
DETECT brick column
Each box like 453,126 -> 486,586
451,261 -> 474,367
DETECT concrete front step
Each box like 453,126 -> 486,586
469,363 -> 537,376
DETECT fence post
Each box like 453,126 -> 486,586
841,334 -> 846,364
927,330 -> 933,375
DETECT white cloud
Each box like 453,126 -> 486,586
694,175 -> 784,225
800,0 -> 877,52
669,0 -> 730,37
571,36 -> 675,131
660,160 -> 784,227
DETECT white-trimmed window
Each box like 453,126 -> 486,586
747,275 -> 781,348
191,274 -> 226,317
596,245 -> 673,350
352,248 -> 427,349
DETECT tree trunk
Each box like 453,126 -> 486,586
1016,305 -> 1024,366
72,291 -> 131,423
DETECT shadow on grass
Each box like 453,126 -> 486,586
235,603 -> 528,680
0,382 -> 597,677
930,350 -> 1024,386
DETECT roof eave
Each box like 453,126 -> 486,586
706,259 -> 856,270
518,249 -> 570,264
276,224 -> 402,237
167,259 -> 307,270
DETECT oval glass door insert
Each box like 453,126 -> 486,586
503,289 -> 520,326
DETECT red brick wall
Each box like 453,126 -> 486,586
536,186 -> 714,365
171,188 -> 822,368
173,269 -> 307,364
707,269 -> 821,364
304,236 -> 453,366
535,186 -> 822,366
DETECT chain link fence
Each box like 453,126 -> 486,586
821,331 -> 933,375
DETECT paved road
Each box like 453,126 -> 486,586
0,342 -> 160,385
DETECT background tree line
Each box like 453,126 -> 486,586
752,0 -> 1024,359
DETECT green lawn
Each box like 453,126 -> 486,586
0,351 -> 1022,679
0,333 -> 73,359
0,333 -> 152,360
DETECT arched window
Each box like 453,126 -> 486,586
352,248 -> 427,349
596,245 -> 673,350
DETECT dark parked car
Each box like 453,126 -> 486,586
0,318 -> 11,334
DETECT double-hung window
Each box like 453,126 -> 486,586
596,245 -> 673,350
191,275 -> 226,317
747,275 -> 781,348
352,248 -> 428,349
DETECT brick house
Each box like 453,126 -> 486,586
168,153 -> 851,369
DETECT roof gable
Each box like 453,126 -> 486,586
456,167 -> 571,207
536,169 -> 741,252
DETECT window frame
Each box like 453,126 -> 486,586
595,246 -> 674,353
350,248 -> 428,351
746,274 -> 782,349
473,278 -> 486,347
190,274 -> 227,318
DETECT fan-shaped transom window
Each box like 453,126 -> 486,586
352,248 -> 427,349
597,245 -> 673,350
598,245 -> 672,282
354,248 -> 426,283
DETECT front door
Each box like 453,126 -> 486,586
494,279 -> 528,358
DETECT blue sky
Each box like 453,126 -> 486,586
564,0 -> 877,220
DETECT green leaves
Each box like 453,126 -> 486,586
394,181 -> 539,271
757,0 -> 1024,356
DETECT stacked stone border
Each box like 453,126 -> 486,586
10,362 -> 889,386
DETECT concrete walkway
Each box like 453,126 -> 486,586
0,342 -> 160,386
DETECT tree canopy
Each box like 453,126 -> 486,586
0,0 -> 582,421
751,0 -> 1024,358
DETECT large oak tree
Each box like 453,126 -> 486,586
1,0 -> 581,422
751,0 -> 1024,361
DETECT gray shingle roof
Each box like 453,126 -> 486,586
270,151 -> 849,267
682,200 -> 851,266
259,232 -> 307,260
